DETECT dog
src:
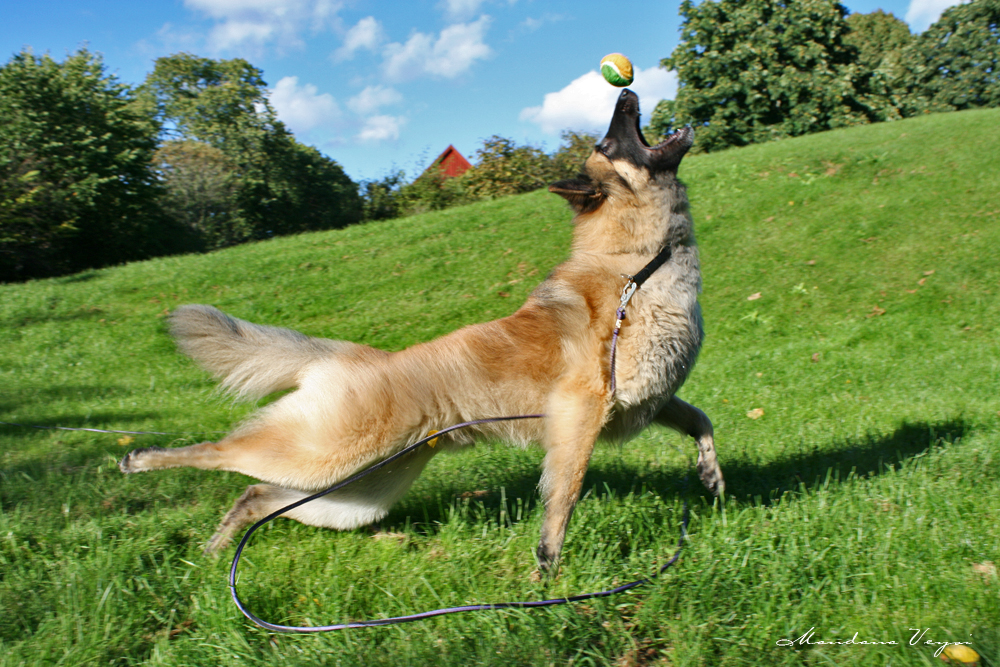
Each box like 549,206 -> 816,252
120,89 -> 724,573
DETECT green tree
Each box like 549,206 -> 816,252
657,0 -> 886,152
895,0 -> 1000,115
0,49 -> 169,281
845,9 -> 913,72
153,140 -> 241,249
142,53 -> 360,247
462,136 -> 554,199
550,131 -> 598,180
359,170 -> 405,221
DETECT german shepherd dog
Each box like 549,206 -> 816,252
120,90 -> 724,572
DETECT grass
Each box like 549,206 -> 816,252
2,107 -> 999,666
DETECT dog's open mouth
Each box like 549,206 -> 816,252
598,89 -> 693,172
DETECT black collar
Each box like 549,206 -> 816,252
631,243 -> 674,287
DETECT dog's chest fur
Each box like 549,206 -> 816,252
603,245 -> 703,441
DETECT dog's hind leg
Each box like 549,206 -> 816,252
202,444 -> 439,553
157,438 -> 436,553
655,396 -> 724,496
120,419 -> 337,486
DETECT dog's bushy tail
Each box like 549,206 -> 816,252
169,305 -> 348,400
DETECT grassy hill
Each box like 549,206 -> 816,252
2,107 -> 999,666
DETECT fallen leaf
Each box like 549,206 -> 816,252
940,643 -> 980,665
764,216 -> 775,222
972,561 -> 997,580
867,305 -> 886,318
117,435 -> 134,447
746,408 -> 764,420
924,270 -> 935,276
811,353 -> 820,363
497,291 -> 510,298
747,292 -> 762,301
756,372 -> 763,377
806,259 -> 816,265
918,278 -> 926,286
372,531 -> 408,542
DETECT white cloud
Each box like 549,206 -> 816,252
358,115 -> 406,142
439,0 -> 487,21
184,0 -> 341,52
520,67 -> 678,136
382,16 -> 492,82
334,16 -> 384,61
518,13 -> 565,33
904,0 -> 966,32
347,85 -> 403,115
270,76 -> 340,133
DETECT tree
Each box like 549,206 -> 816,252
550,131 -> 599,180
0,49 -> 169,281
359,171 -> 405,222
153,140 -> 241,249
657,0 -> 886,152
845,10 -> 913,72
462,136 -> 554,199
141,53 -> 361,247
895,0 -> 1000,115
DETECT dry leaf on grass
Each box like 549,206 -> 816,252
940,643 -> 980,665
972,561 -> 997,581
746,408 -> 764,420
747,292 -> 761,301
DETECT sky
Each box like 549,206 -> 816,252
1,0 -> 967,183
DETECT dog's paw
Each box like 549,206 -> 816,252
203,531 -> 230,557
697,460 -> 725,497
534,543 -> 561,577
118,447 -> 164,474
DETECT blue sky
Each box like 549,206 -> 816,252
2,0 -> 964,183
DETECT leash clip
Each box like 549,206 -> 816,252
619,278 -> 638,311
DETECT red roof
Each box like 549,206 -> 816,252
427,145 -> 472,179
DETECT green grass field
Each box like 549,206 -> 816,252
2,108 -> 999,666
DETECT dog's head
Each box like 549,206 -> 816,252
549,89 -> 693,217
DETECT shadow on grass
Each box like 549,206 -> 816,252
0,383 -> 136,413
383,418 -> 970,532
0,410 -> 165,435
1,307 -> 107,329
57,270 -> 102,284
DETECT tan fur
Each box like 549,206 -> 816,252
120,105 -> 724,572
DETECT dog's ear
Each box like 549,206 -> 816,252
549,178 -> 604,214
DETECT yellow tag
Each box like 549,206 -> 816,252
426,430 -> 440,448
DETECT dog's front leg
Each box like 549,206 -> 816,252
536,384 -> 607,574
655,395 -> 724,496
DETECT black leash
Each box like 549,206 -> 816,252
230,243 -> 684,632
229,416 -> 690,632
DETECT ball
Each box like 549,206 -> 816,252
600,53 -> 634,87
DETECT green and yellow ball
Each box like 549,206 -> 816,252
600,53 -> 634,87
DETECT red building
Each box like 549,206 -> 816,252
426,145 -> 472,179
